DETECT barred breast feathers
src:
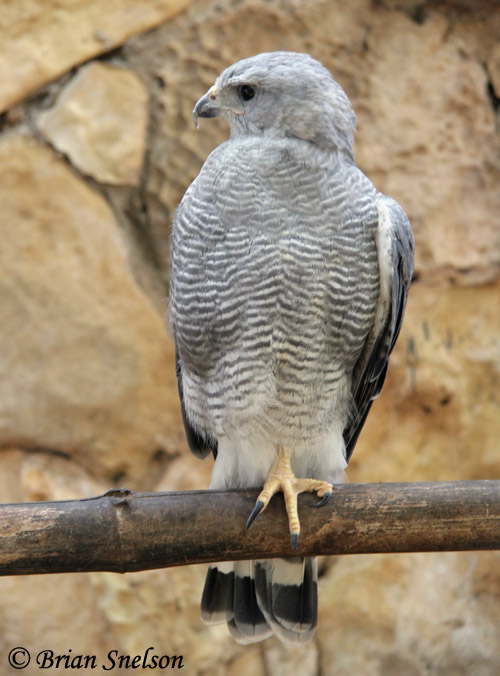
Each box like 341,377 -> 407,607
170,135 -> 381,454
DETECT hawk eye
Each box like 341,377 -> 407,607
239,85 -> 255,101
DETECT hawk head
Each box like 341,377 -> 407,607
193,51 -> 356,158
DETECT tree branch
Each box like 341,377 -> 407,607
1,481 -> 499,576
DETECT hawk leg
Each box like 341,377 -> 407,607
246,447 -> 332,551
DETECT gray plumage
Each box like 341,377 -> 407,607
169,51 -> 414,644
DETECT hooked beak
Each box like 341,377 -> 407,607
192,85 -> 244,127
193,87 -> 220,127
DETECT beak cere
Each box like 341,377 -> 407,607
193,89 -> 220,127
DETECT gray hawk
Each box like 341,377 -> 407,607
169,51 -> 414,644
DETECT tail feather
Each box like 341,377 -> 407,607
255,557 -> 317,643
201,558 -> 317,644
231,561 -> 272,643
200,562 -> 234,625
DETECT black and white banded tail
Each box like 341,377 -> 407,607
201,557 -> 317,644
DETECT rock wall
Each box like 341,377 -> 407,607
0,1 -> 499,675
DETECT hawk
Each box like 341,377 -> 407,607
169,52 -> 414,644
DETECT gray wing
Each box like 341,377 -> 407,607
343,196 -> 414,461
175,348 -> 218,459
171,178 -> 219,460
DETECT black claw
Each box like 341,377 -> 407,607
291,533 -> 299,551
246,500 -> 265,530
313,492 -> 332,508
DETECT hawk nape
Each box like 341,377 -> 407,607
169,51 -> 414,644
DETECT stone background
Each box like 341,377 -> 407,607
1,0 -> 499,674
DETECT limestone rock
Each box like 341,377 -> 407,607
263,639 -> 319,676
226,648 -> 267,676
1,573 -> 118,666
0,0 -> 188,113
356,10 -> 500,284
0,133 -> 181,484
317,551 -> 500,676
38,63 -> 149,186
487,42 -> 500,98
0,451 -> 123,669
89,566 -> 243,674
350,279 -> 500,484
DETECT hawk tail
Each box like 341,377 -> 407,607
201,557 -> 317,644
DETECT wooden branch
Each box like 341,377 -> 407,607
1,481 -> 499,576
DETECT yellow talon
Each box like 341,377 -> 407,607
246,447 -> 333,550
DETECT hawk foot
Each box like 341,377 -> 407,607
245,447 -> 333,551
